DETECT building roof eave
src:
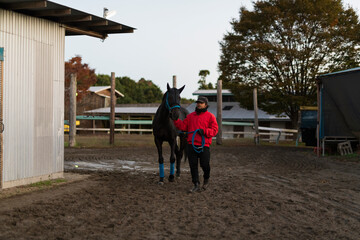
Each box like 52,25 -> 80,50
0,0 -> 135,39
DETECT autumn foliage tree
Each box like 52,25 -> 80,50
65,56 -> 97,101
65,56 -> 97,119
218,0 -> 360,127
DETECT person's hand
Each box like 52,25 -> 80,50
198,129 -> 205,136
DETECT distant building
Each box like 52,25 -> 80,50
83,89 -> 293,140
82,103 -> 160,133
83,86 -> 124,110
191,90 -> 292,139
66,86 -> 124,129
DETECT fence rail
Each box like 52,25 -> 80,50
77,128 -> 152,132
76,128 -> 297,143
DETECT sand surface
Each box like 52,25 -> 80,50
0,144 -> 359,239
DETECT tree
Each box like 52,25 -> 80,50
65,56 -> 97,119
198,70 -> 214,89
218,0 -> 360,127
65,56 -> 97,102
95,74 -> 111,86
135,78 -> 163,103
95,74 -> 163,104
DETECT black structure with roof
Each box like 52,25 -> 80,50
317,67 -> 360,150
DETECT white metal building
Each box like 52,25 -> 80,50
0,0 -> 134,188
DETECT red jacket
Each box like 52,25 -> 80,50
173,110 -> 218,147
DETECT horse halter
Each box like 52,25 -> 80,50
165,92 -> 181,111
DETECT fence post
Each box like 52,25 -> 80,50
69,73 -> 77,147
110,72 -> 115,145
253,88 -> 260,145
173,75 -> 177,88
216,79 -> 223,145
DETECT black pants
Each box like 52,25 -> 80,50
187,144 -> 210,185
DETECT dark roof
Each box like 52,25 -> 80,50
318,67 -> 360,78
86,107 -> 159,115
193,89 -> 233,96
0,0 -> 135,39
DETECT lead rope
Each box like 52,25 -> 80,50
179,129 -> 205,153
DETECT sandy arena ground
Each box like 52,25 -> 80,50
0,141 -> 359,239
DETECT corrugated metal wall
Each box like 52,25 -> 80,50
0,9 -> 64,185
0,49 -> 3,188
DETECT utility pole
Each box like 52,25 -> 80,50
216,79 -> 223,145
69,73 -> 77,147
253,88 -> 260,145
172,75 -> 177,88
110,72 -> 116,145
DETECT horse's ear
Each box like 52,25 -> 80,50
167,83 -> 171,91
178,85 -> 185,94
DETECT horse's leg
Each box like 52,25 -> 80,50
175,136 -> 183,177
175,143 -> 181,177
155,137 -> 165,185
168,139 -> 176,182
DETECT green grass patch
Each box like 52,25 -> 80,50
30,180 -> 53,188
29,179 -> 67,188
54,178 -> 67,183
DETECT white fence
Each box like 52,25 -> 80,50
76,125 -> 298,144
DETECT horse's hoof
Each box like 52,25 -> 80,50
168,175 -> 175,182
176,173 -> 180,178
158,177 -> 164,185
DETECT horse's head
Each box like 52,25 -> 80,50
165,83 -> 185,120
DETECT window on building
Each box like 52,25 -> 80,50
207,96 -> 217,102
223,106 -> 233,110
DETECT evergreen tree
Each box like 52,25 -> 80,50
95,75 -> 163,104
198,70 -> 214,89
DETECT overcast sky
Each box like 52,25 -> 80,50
55,0 -> 360,99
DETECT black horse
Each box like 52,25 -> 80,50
152,83 -> 189,185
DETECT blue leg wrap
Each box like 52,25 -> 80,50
170,162 -> 175,175
159,163 -> 165,178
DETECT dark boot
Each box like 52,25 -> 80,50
202,178 -> 209,190
189,182 -> 200,193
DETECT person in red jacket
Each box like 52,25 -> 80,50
173,96 -> 218,193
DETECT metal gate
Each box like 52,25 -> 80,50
0,47 -> 3,188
